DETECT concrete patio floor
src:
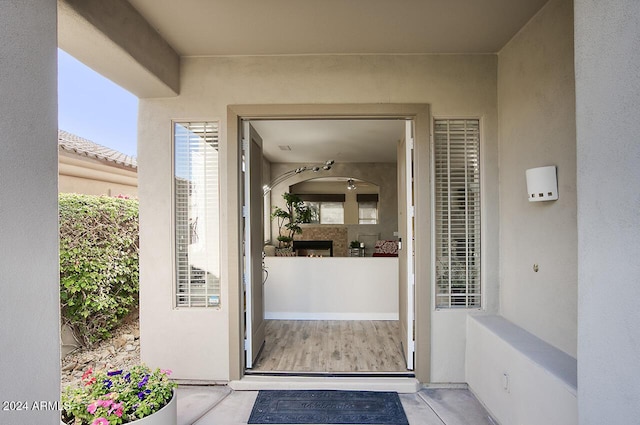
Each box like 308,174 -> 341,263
176,385 -> 497,425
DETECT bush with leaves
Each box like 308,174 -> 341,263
59,194 -> 139,347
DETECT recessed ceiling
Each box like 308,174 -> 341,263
251,119 -> 405,163
127,0 -> 549,56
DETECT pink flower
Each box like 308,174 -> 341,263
91,418 -> 109,425
108,402 -> 124,417
98,399 -> 113,408
160,369 -> 173,375
87,402 -> 98,415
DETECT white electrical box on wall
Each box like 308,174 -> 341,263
526,166 -> 558,202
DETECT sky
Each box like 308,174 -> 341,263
58,49 -> 138,157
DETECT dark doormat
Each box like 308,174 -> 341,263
247,390 -> 409,424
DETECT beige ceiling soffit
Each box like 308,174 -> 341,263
58,0 -> 180,98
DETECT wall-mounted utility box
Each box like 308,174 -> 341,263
526,166 -> 558,202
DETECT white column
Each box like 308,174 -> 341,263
575,1 -> 640,423
0,1 -> 60,424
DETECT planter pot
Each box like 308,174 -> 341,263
61,391 -> 177,425
130,391 -> 176,425
275,247 -> 295,257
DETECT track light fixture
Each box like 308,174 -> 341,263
263,159 -> 335,195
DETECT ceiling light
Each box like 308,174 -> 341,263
323,160 -> 334,170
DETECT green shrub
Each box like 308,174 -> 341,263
59,194 -> 139,347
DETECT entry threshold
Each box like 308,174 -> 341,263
230,374 -> 420,393
244,370 -> 415,378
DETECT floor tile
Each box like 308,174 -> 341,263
177,385 -> 232,425
399,392 -> 445,425
418,389 -> 496,425
194,390 -> 258,425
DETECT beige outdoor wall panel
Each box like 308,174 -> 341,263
575,0 -> 640,423
497,0 -> 577,357
139,54 -> 499,382
0,1 -> 61,424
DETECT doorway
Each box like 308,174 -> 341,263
227,104 -> 432,383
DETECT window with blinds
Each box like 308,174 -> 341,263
174,122 -> 221,308
357,193 -> 379,224
297,194 -> 345,224
434,119 -> 481,309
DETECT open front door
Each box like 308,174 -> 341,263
242,121 -> 265,368
398,119 -> 416,370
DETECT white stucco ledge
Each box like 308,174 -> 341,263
466,314 -> 578,425
469,314 -> 577,394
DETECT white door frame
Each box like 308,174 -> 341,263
402,120 -> 416,370
226,104 -> 432,383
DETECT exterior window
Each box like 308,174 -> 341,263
303,200 -> 345,224
264,193 -> 271,243
319,202 -> 344,224
174,122 -> 221,308
357,194 -> 379,224
434,119 -> 481,308
358,202 -> 378,224
304,201 -> 321,223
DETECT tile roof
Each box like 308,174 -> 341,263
58,130 -> 137,169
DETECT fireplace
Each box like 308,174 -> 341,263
293,240 -> 333,257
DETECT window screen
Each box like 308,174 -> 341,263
174,122 -> 221,308
434,119 -> 481,308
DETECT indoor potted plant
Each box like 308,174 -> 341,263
61,365 -> 177,425
271,193 -> 311,255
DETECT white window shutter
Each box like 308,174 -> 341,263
174,122 -> 221,308
434,119 -> 481,309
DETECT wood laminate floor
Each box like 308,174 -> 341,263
251,320 -> 408,373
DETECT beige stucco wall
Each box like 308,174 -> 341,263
497,0 -> 577,357
59,154 -> 138,197
139,54 -> 499,381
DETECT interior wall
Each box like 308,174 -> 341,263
139,54 -> 499,381
290,179 -> 379,225
264,257 -> 399,320
0,1 -> 60,423
270,162 -> 397,247
574,0 -> 640,423
497,0 -> 577,356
